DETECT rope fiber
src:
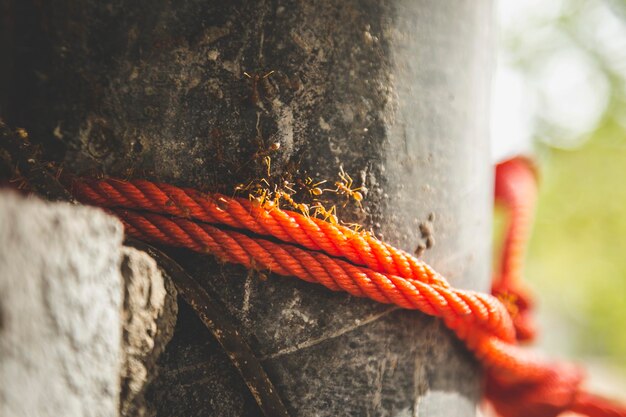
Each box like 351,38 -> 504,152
64,158 -> 626,417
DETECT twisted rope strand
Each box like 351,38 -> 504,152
113,208 -> 515,343
70,178 -> 449,288
65,175 -> 626,417
111,208 -> 583,388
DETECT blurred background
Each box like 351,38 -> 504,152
493,0 -> 626,400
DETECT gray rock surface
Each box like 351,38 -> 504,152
0,191 -> 124,417
119,247 -> 178,417
0,191 -> 180,417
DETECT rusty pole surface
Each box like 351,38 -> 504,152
2,0 -> 493,415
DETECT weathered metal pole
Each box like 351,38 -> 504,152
3,0 -> 493,415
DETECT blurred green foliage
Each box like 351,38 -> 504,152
529,121 -> 626,371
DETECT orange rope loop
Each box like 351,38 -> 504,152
63,164 -> 626,417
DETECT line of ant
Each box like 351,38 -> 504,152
233,163 -> 366,233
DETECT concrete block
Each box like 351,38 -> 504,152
119,246 -> 177,417
0,191 -> 123,417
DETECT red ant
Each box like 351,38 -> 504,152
243,70 -> 275,106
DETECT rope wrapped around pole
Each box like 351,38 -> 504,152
64,168 -> 626,417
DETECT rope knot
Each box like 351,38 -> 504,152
487,363 -> 584,417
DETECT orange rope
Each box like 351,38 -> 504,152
493,157 -> 538,342
63,167 -> 626,417
115,209 -> 516,343
70,178 -> 450,287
